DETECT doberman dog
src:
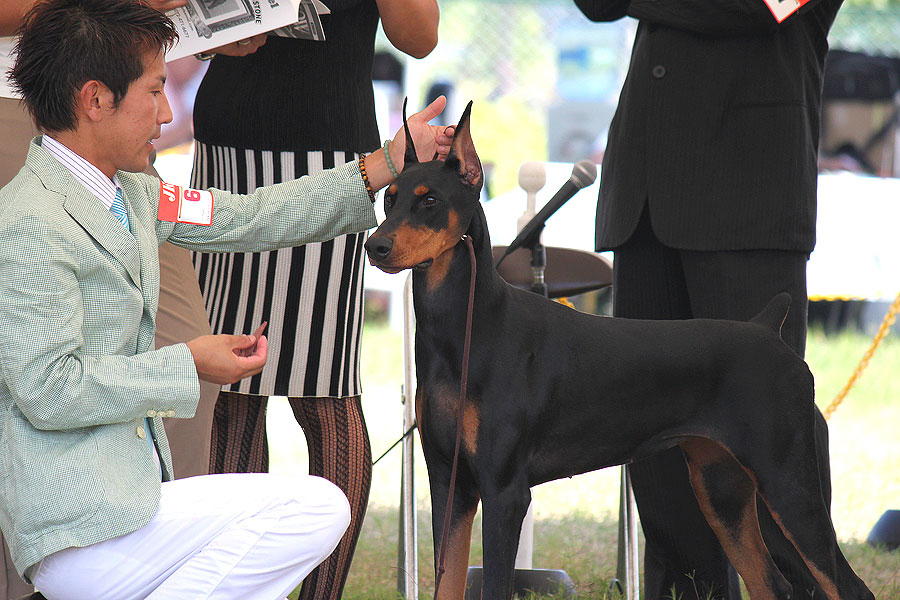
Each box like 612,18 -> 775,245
364,102 -> 874,600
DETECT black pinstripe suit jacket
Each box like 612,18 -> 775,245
576,0 -> 844,253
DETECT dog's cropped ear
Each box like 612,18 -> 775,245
445,101 -> 482,190
402,97 -> 418,166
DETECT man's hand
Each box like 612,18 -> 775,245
146,0 -> 188,12
186,322 -> 268,384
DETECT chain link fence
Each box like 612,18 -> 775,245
831,6 -> 900,56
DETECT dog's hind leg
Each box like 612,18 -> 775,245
752,446 -> 875,600
681,437 -> 792,600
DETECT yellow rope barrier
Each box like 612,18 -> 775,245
823,290 -> 900,420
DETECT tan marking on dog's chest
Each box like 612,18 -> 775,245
462,402 -> 479,455
428,381 -> 480,456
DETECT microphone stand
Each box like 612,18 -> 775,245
529,237 -> 548,298
508,200 -> 577,600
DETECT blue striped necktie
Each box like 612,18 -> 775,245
110,187 -> 129,230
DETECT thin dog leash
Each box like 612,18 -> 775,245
372,423 -> 417,466
366,236 -> 476,599
432,234 -> 477,600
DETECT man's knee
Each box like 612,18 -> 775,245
302,476 -> 351,558
323,480 -> 352,546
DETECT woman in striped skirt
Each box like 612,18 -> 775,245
189,1 -> 438,597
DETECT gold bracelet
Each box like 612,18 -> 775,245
359,153 -> 376,203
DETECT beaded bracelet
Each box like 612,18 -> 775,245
359,153 -> 377,203
383,139 -> 400,179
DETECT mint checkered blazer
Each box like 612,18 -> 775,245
0,138 -> 376,576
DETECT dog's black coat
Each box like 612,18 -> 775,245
365,103 -> 873,600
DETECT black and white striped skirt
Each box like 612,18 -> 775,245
191,143 -> 366,398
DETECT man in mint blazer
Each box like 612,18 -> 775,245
0,1 -> 453,597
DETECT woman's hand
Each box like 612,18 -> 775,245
390,95 -> 456,168
145,0 -> 188,12
362,96 -> 456,191
208,34 -> 268,57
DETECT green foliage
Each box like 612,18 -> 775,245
470,98 -> 549,197
333,506 -> 900,599
415,2 -> 556,196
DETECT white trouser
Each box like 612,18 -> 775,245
32,473 -> 350,600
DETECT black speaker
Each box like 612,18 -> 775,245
867,509 -> 900,550
464,566 -> 575,599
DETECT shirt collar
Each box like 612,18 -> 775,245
42,135 -> 121,209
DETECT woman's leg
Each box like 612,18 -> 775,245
289,396 -> 372,600
209,391 -> 270,474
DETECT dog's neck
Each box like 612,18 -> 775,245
412,204 -> 503,326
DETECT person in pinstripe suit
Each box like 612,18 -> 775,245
189,1 -> 438,598
574,0 -> 843,598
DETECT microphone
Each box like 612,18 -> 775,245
497,159 -> 598,266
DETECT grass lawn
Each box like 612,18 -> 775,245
271,318 -> 900,600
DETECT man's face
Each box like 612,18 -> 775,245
97,50 -> 172,175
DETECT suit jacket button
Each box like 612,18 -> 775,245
136,426 -> 146,439
652,65 -> 666,79
146,410 -> 157,418
166,410 -> 176,417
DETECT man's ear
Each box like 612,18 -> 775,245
78,80 -> 112,123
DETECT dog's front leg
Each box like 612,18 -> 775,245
479,478 -> 531,600
426,453 -> 481,600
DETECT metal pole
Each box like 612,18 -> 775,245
614,466 -> 640,600
397,274 -> 419,599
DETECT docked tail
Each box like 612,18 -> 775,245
750,292 -> 791,335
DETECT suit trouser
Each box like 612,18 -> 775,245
0,96 -> 37,600
31,473 -> 350,600
0,98 -> 34,187
612,208 -> 832,600
155,241 -> 220,479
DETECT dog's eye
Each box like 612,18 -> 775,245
422,196 -> 437,207
384,195 -> 394,213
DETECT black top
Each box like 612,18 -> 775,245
192,0 -> 381,153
